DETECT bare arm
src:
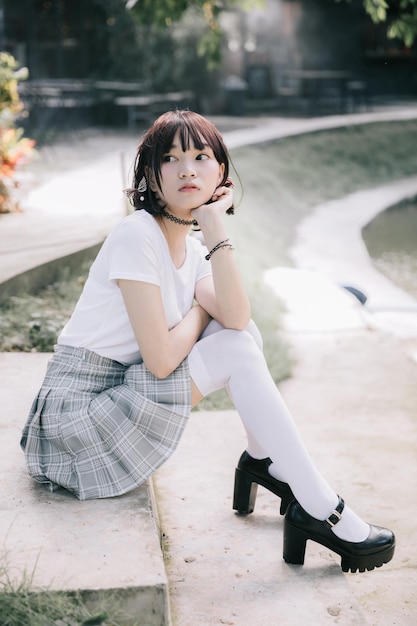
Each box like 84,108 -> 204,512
119,279 -> 210,378
192,185 -> 251,330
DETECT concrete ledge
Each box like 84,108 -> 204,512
0,243 -> 102,304
0,352 -> 170,626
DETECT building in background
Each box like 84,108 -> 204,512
1,0 -> 142,80
222,0 -> 417,111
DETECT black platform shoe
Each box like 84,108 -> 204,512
233,451 -> 294,515
283,496 -> 395,573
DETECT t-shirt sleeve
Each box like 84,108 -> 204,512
107,216 -> 161,285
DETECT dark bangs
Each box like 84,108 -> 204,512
151,111 -> 230,189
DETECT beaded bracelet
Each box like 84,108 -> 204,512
205,238 -> 234,261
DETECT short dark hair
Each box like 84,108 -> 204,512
125,110 -> 232,216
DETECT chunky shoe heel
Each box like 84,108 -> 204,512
233,467 -> 258,514
283,497 -> 395,573
283,521 -> 308,565
232,451 -> 294,515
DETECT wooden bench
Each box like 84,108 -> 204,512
115,91 -> 194,129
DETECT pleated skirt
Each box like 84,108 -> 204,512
20,344 -> 191,500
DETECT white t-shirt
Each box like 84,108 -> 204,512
58,210 -> 212,364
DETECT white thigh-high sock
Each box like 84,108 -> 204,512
188,324 -> 369,542
198,320 -> 268,459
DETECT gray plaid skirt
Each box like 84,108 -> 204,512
20,345 -> 191,500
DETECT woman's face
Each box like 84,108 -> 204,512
154,130 -> 225,214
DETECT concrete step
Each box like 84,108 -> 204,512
0,352 -> 170,626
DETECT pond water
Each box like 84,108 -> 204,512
363,199 -> 417,300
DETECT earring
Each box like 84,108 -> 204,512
137,176 -> 147,201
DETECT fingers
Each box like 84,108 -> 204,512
211,177 -> 234,201
191,181 -> 234,223
210,183 -> 233,204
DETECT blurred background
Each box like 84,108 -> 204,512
1,0 -> 416,140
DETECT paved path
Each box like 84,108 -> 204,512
1,106 -> 417,624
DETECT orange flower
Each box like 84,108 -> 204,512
0,128 -> 36,178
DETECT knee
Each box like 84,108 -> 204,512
228,321 -> 263,356
222,327 -> 263,363
202,318 -> 263,352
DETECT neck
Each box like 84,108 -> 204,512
160,208 -> 198,227
155,214 -> 189,268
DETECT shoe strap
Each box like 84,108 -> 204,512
324,496 -> 345,528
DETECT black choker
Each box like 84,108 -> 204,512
160,210 -> 198,227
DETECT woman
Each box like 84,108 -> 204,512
21,110 -> 394,573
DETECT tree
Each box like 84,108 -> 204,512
127,0 -> 417,65
338,0 -> 417,46
127,0 -> 261,69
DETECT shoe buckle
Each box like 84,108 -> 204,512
325,509 -> 342,528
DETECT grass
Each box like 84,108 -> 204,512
0,264 -> 90,353
0,552 -> 151,625
0,556 -> 111,626
229,120 -> 417,271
